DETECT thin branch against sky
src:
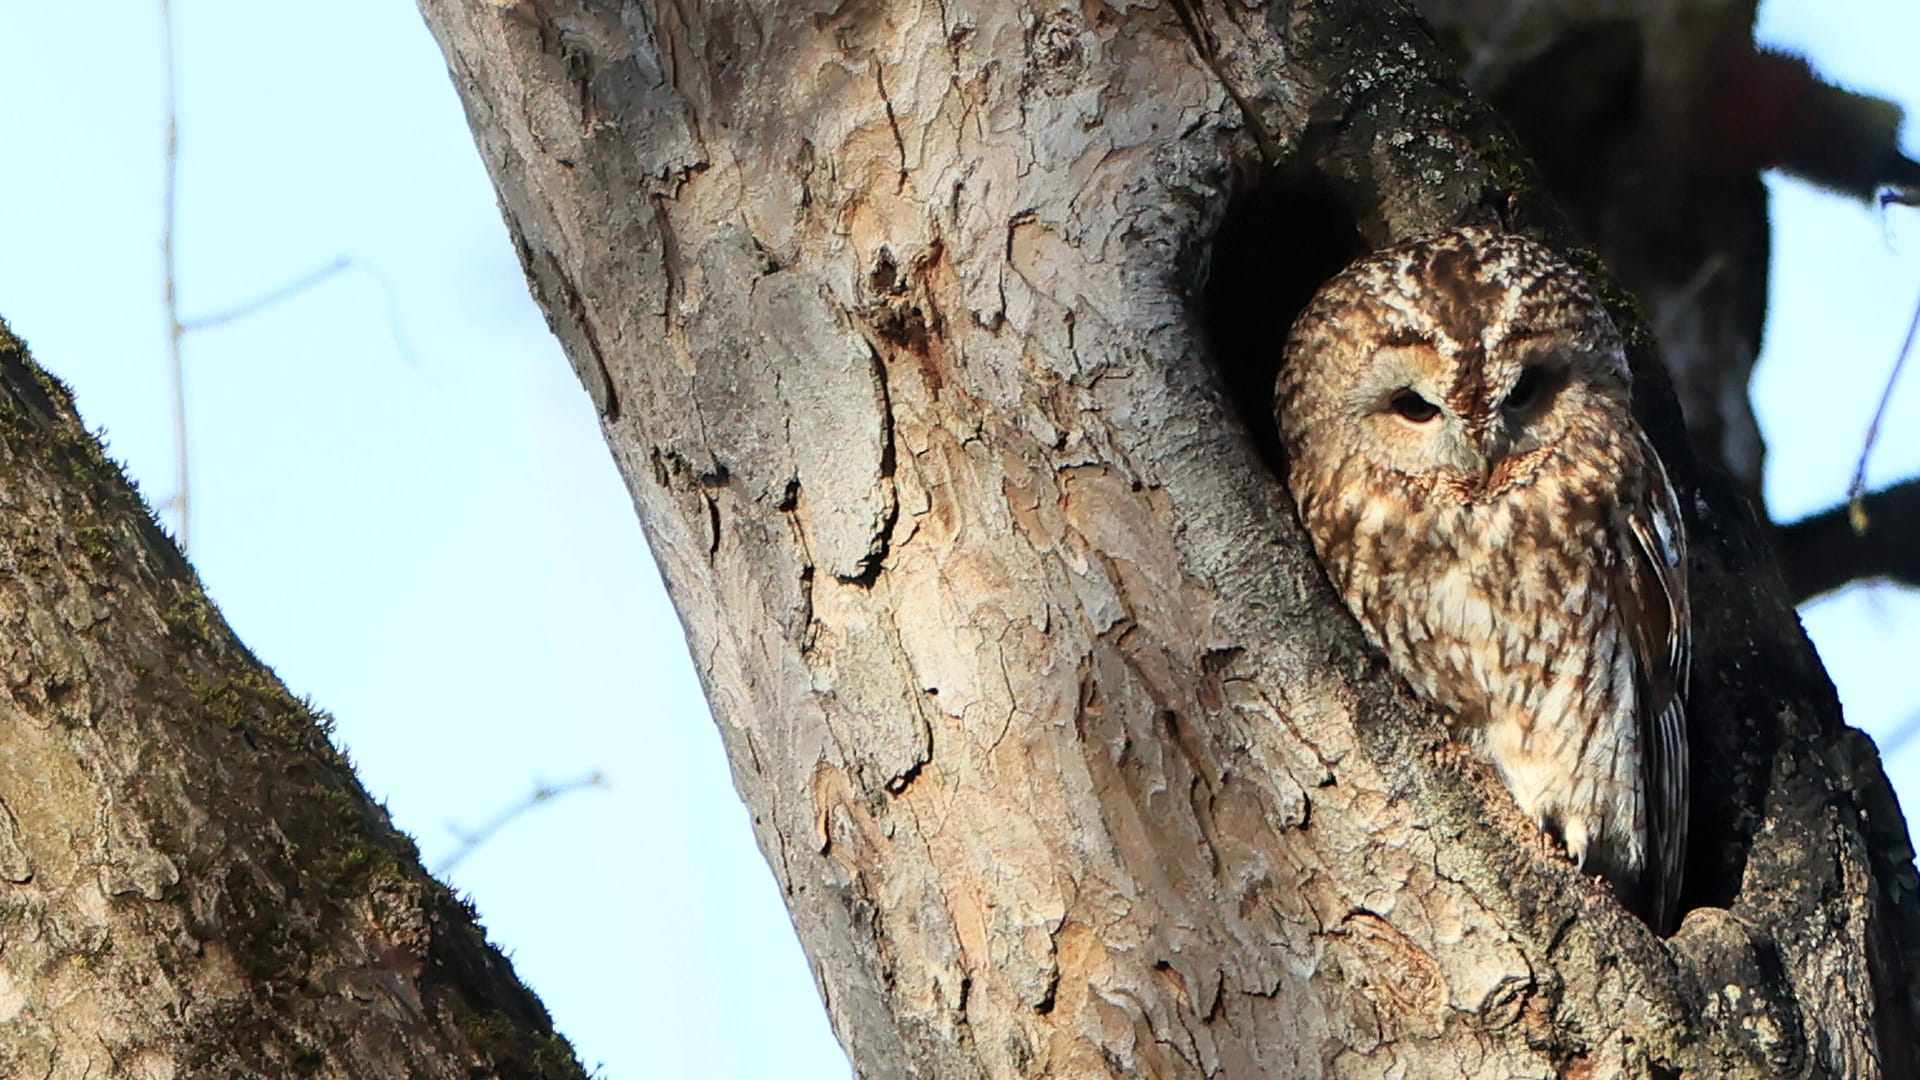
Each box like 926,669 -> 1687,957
434,772 -> 608,877
1849,272 -> 1920,533
180,257 -> 352,332
160,0 -> 189,551
154,5 -> 419,553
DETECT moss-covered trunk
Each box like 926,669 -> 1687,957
0,324 -> 583,1077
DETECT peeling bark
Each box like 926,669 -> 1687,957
419,2 -> 1920,1077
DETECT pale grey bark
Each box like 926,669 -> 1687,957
417,2 -> 1920,1077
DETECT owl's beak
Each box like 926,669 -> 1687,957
1439,432 -> 1492,488
1446,425 -> 1509,490
1466,448 -> 1495,489
1479,427 -> 1513,473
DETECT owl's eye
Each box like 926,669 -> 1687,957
1388,389 -> 1441,423
1503,366 -> 1549,412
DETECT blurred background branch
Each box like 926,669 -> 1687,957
436,771 -> 609,877
1780,479 -> 1920,602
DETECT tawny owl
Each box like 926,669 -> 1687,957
1275,226 -> 1690,933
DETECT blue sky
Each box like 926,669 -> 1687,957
0,3 -> 1915,1076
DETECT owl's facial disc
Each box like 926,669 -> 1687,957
1363,382 -> 1486,486
1488,350 -> 1606,472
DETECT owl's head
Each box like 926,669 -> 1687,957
1276,227 -> 1635,498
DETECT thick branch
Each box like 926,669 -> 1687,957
1779,479 -> 1920,602
0,321 -> 582,1079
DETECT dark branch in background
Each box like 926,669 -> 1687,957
1713,44 -> 1920,202
433,771 -> 607,877
1708,42 -> 1920,604
1778,478 -> 1920,603
1799,222 -> 1920,605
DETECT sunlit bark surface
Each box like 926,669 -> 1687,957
421,2 -> 1920,1076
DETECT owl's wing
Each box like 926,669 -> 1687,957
1622,439 -> 1691,935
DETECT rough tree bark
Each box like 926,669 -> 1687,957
0,327 -> 584,1077
417,1 -> 1920,1077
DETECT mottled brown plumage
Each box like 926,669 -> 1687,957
1276,227 -> 1690,933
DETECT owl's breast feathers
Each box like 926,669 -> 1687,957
1295,433 -> 1689,931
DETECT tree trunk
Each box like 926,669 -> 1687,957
418,1 -> 1920,1076
0,327 -> 584,1077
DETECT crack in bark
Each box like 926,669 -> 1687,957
651,193 -> 683,329
540,250 -> 621,422
1167,0 -> 1281,164
873,61 -> 910,194
844,341 -> 899,588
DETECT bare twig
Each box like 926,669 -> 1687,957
180,257 -> 353,332
180,257 -> 421,374
1846,284 -> 1920,534
153,11 -> 425,554
338,259 -> 423,373
433,771 -> 608,877
1883,184 -> 1920,209
159,0 -> 189,550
